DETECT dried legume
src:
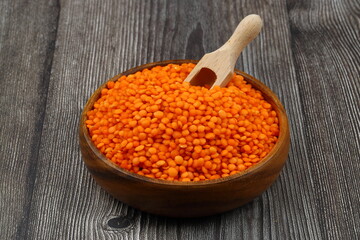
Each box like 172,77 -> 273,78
86,63 -> 279,181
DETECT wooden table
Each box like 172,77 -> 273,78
1,0 -> 358,239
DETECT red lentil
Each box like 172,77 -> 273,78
86,63 -> 280,181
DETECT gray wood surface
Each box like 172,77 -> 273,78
0,0 -> 359,239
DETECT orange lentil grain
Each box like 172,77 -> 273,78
168,167 -> 178,178
154,111 -> 164,118
174,155 -> 184,164
179,138 -> 186,144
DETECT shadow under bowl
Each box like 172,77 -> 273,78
79,59 -> 290,218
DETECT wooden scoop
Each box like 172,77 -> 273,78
184,14 -> 263,89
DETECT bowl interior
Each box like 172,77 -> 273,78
80,59 -> 289,186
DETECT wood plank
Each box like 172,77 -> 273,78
288,0 -> 360,239
213,1 -> 323,239
0,0 -> 59,239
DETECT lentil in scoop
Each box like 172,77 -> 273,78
86,63 -> 279,181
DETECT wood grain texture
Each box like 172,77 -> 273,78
0,0 -> 359,239
288,0 -> 360,239
0,0 -> 59,239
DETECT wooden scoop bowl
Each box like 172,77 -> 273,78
79,59 -> 290,218
185,14 -> 263,88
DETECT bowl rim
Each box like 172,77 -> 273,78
80,59 -> 289,186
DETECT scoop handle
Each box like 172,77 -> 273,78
220,14 -> 263,61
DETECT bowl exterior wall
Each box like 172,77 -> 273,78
80,130 -> 289,217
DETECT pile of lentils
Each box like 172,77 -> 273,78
85,63 -> 279,182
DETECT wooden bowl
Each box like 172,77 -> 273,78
79,59 -> 290,218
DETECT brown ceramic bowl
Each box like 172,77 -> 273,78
79,59 -> 290,218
